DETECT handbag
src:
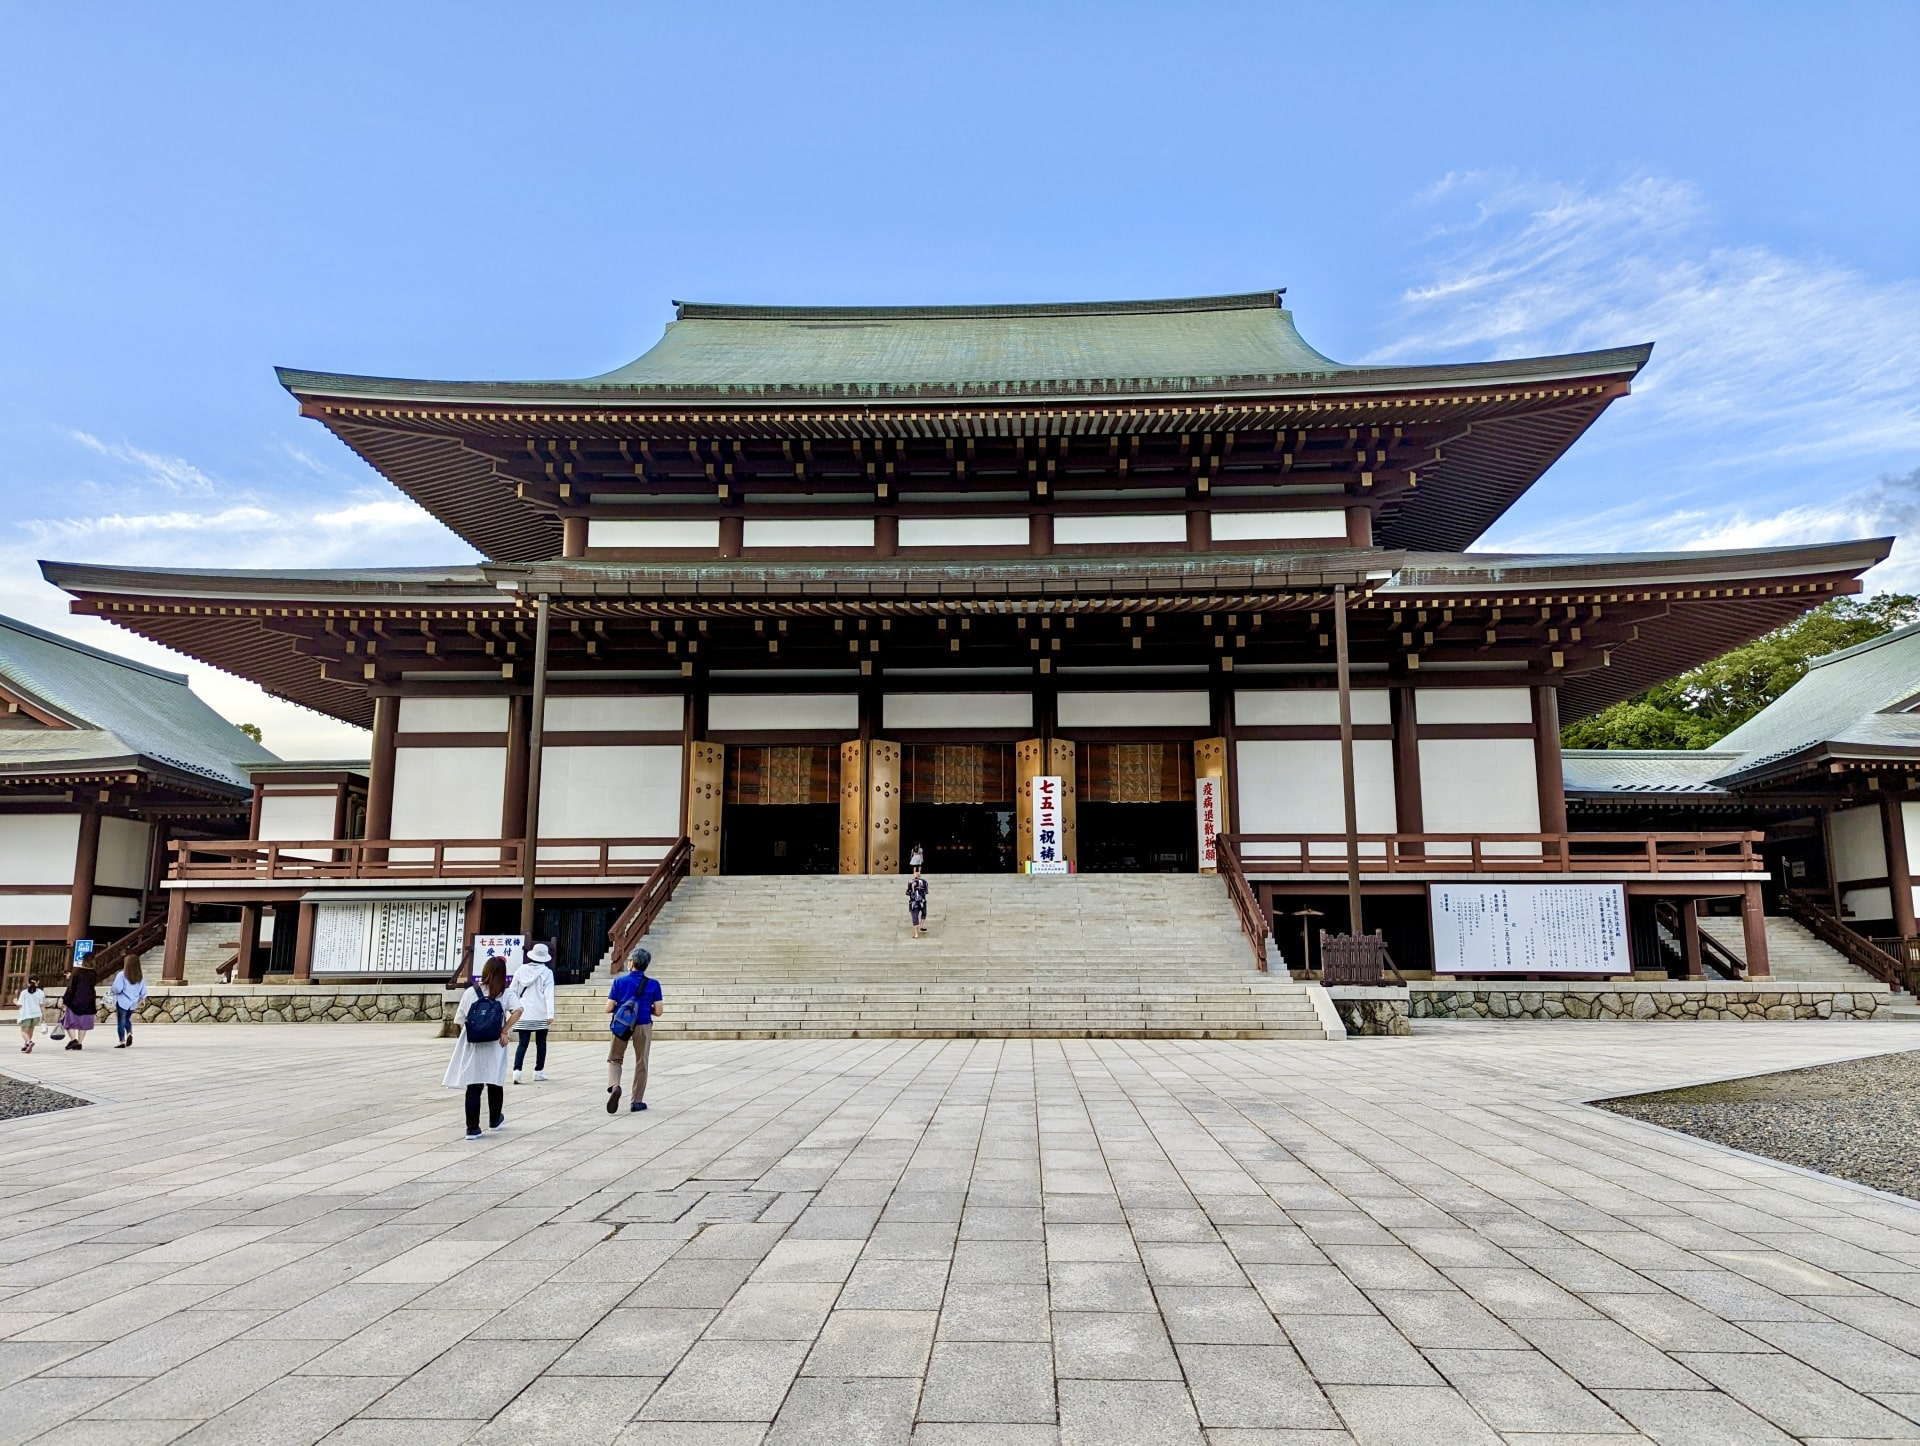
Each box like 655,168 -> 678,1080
48,1021 -> 65,1041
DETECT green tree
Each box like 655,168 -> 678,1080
238,723 -> 263,744
1562,594 -> 1920,750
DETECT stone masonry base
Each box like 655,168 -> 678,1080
132,985 -> 450,1025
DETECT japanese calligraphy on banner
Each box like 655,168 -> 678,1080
1029,774 -> 1069,873
1430,884 -> 1630,975
1195,776 -> 1222,873
472,935 -> 525,975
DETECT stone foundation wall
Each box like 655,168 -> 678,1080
1325,988 -> 1412,1036
1409,982 -> 1882,1022
133,985 -> 450,1025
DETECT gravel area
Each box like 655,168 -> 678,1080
1598,1047 -> 1920,1200
0,1073 -> 88,1123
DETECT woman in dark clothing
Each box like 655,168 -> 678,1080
59,964 -> 98,1051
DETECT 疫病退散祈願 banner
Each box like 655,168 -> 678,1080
1430,884 -> 1630,975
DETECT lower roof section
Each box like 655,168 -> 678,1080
41,537 -> 1891,730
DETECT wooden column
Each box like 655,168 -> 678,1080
1345,506 -> 1373,548
502,693 -> 530,842
718,516 -> 744,558
161,884 -> 189,983
1186,510 -> 1210,552
1882,789 -> 1917,942
1680,898 -> 1704,979
235,905 -> 261,982
363,694 -> 398,845
1532,685 -> 1567,835
1740,881 -> 1771,978
292,901 -> 317,981
1390,686 -> 1423,836
1029,513 -> 1053,556
519,594 -> 552,938
561,514 -> 588,558
1333,585 -> 1362,935
66,807 -> 100,947
874,514 -> 899,558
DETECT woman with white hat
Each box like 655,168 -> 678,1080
510,942 -> 556,1084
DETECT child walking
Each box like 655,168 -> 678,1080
16,979 -> 43,1053
443,957 -> 522,1140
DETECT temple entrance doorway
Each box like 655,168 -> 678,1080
1075,742 -> 1197,874
899,744 -> 1017,873
719,746 -> 841,875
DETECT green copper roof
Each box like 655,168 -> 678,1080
277,292 -> 1653,404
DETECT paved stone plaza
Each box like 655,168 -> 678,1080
6,1025 -> 1920,1443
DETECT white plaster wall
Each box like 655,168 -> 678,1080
539,745 -> 683,860
1906,801 -> 1920,873
709,695 -> 858,731
390,748 -> 508,841
1235,739 -> 1396,856
1415,687 -> 1534,725
589,519 -> 719,549
744,518 -> 875,548
1235,690 -> 1391,726
898,517 -> 1028,548
0,895 -> 68,927
1057,692 -> 1210,728
1211,510 -> 1347,541
545,695 -> 684,732
884,694 -> 1033,730
1419,738 -> 1541,852
89,894 -> 139,929
257,792 -> 338,842
0,815 -> 80,887
1831,805 -> 1887,883
398,697 -> 511,733
1843,887 -> 1894,924
94,816 -> 150,891
1054,514 -> 1185,545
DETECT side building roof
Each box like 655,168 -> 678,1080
0,614 -> 275,792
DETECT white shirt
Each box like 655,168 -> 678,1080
509,963 -> 555,1026
16,989 -> 43,1022
441,981 -> 522,1089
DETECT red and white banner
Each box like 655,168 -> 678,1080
1029,774 -> 1069,873
1196,775 -> 1221,873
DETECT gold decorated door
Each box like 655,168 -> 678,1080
685,741 -> 724,876
838,740 -> 867,874
867,741 -> 901,873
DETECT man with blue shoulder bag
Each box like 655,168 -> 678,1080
606,946 -> 664,1114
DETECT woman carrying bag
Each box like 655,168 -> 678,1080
443,956 -> 522,1140
58,963 -> 98,1051
510,942 -> 556,1084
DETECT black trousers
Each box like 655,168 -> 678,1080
513,1029 -> 548,1071
464,1083 -> 504,1134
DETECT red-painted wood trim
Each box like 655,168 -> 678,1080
394,732 -> 511,748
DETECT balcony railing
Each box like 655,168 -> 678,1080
170,837 -> 682,883
1227,831 -> 1764,876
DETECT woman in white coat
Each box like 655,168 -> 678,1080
444,957 -> 522,1140
510,942 -> 556,1084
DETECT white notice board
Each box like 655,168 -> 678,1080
1430,884 -> 1631,975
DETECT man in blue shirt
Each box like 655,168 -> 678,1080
606,946 -> 663,1114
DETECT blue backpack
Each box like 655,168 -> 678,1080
465,990 -> 505,1044
610,992 -> 642,1041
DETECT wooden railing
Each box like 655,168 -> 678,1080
1225,831 -> 1765,876
607,837 -> 695,966
1319,930 -> 1398,986
1653,900 -> 1744,980
89,911 -> 169,974
1213,837 -> 1269,972
170,837 -> 682,883
1782,888 -> 1909,990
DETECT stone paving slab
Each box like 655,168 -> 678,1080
3,1022 -> 1920,1442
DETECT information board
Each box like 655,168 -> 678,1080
1430,884 -> 1631,975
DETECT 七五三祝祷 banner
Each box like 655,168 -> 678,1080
1430,884 -> 1630,975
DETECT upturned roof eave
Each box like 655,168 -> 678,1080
274,344 -> 1653,410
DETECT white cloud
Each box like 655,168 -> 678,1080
1376,172 -> 1920,472
66,431 -> 219,495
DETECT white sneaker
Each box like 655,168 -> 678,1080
534,1070 -> 547,1082
511,1070 -> 521,1085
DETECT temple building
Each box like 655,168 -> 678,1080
0,614 -> 270,1000
39,291 -> 1893,990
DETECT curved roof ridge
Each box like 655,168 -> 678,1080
0,613 -> 186,685
672,291 -> 1287,322
1806,616 -> 1920,670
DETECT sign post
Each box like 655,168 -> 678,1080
1029,775 -> 1069,874
72,938 -> 94,967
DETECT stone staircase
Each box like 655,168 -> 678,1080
550,873 -> 1338,1040
1698,915 -> 1898,989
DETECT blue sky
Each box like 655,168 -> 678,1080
3,2 -> 1916,754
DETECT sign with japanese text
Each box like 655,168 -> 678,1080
1430,884 -> 1630,975
1195,776 -> 1222,873
471,934 -> 525,974
1029,774 -> 1069,873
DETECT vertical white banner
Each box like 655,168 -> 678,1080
1030,774 -> 1068,872
1196,775 -> 1221,873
